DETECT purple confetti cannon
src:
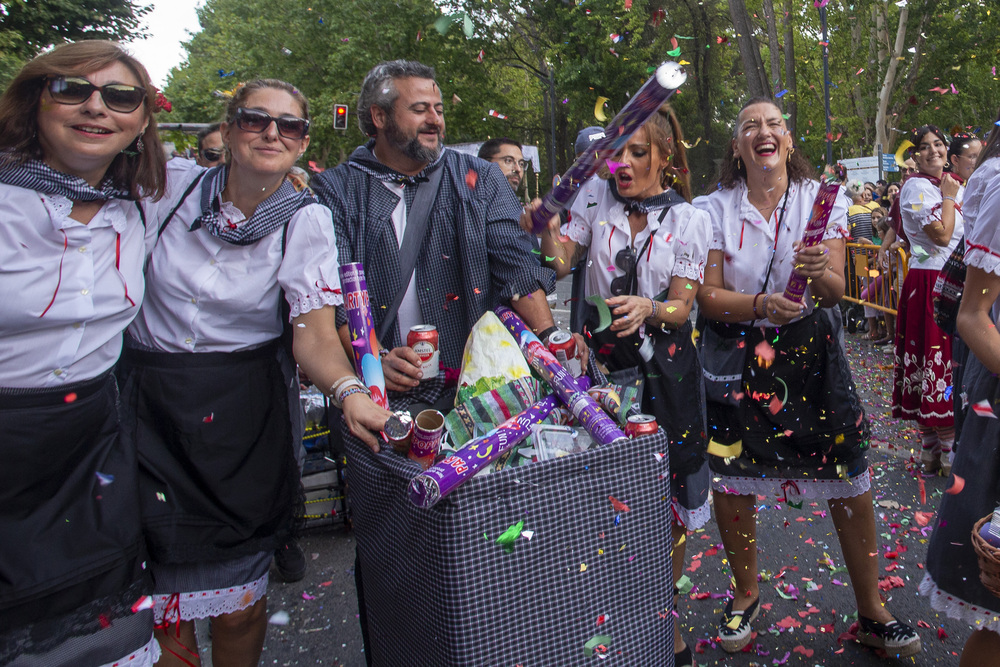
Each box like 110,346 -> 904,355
338,262 -> 389,409
408,389 -> 570,508
782,181 -> 842,304
529,61 -> 688,234
494,306 -> 627,445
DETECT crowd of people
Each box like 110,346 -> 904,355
2,38 -> 1000,667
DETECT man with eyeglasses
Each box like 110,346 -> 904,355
478,137 -> 528,193
195,122 -> 224,167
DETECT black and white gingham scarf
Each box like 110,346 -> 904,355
189,165 -> 312,246
610,178 -> 685,215
348,141 -> 445,186
0,155 -> 133,200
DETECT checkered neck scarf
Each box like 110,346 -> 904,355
348,141 -> 445,186
190,164 -> 312,246
0,154 -> 133,200
610,178 -> 685,215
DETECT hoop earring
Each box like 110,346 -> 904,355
787,147 -> 794,161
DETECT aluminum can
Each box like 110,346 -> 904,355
407,324 -> 440,380
548,330 -> 582,377
624,413 -> 658,439
409,409 -> 445,469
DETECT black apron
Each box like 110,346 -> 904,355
120,342 -> 297,564
0,375 -> 149,655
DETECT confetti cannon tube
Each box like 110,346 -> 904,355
338,262 -> 389,409
529,61 -> 688,234
494,306 -> 627,445
782,181 -> 842,303
408,390 -> 567,508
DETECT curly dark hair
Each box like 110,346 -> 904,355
715,97 -> 816,190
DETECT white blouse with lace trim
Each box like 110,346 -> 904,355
130,160 -> 342,354
964,167 -> 1000,279
711,469 -> 870,501
565,178 -> 711,299
899,177 -> 965,272
152,571 -> 268,623
919,572 -> 1000,634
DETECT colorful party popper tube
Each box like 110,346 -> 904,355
408,391 -> 564,508
494,306 -> 627,445
782,181 -> 842,304
338,262 -> 389,409
529,61 -> 688,234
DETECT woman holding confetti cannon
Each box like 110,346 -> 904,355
522,104 -> 710,667
121,79 -> 390,665
891,125 -> 965,477
693,97 -> 922,657
920,115 -> 1000,667
0,42 -> 166,666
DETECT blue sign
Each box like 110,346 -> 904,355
882,153 -> 899,173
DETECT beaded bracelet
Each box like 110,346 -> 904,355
337,386 -> 370,405
647,298 -> 659,323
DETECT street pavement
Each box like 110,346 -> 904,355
191,289 -> 972,665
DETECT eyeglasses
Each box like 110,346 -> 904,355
200,148 -> 224,162
234,107 -> 309,140
609,246 -> 637,296
494,155 -> 530,171
45,76 -> 146,114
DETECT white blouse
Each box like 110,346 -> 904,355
961,157 -> 1000,244
129,159 -> 343,354
692,179 -> 848,327
899,177 -> 965,271
0,184 -> 154,387
566,178 -> 711,300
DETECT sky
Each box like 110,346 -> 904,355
125,0 -> 204,88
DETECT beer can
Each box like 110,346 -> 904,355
410,409 -> 445,469
624,414 -> 658,439
407,325 -> 440,380
548,330 -> 582,377
383,411 -> 413,454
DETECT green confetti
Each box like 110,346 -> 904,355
666,47 -> 682,57
495,520 -> 524,553
586,294 -> 612,332
583,635 -> 613,657
675,574 -> 694,596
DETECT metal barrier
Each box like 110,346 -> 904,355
843,242 -> 909,316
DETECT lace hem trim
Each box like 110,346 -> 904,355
711,470 -> 871,500
288,290 -> 342,319
919,573 -> 1000,633
674,497 -> 711,530
152,572 -> 268,623
671,262 -> 705,283
964,248 -> 1000,278
103,634 -> 161,667
564,221 -> 591,246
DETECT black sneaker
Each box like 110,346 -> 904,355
274,540 -> 307,583
857,615 -> 922,658
718,595 -> 760,653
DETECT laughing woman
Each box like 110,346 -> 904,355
0,42 -> 166,666
121,80 -> 391,666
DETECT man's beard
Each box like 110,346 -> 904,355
384,112 -> 442,163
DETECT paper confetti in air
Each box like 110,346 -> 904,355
594,96 -> 610,122
972,399 -> 997,418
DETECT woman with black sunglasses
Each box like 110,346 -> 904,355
523,104 -> 709,667
693,98 -> 921,657
0,41 -> 166,667
120,79 -> 391,665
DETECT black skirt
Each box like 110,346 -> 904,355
120,342 -> 297,565
0,375 -> 150,663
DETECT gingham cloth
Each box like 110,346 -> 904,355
0,154 -> 133,200
343,422 -> 673,666
312,144 -> 556,370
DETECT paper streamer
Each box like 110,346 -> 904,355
530,62 -> 688,234
894,140 -> 914,167
494,306 -> 627,445
586,294 -> 612,332
408,385 -> 587,508
594,95 -> 610,122
338,263 -> 389,409
782,181 -> 841,304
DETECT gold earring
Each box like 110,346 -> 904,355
788,147 -> 795,160
736,156 -> 743,171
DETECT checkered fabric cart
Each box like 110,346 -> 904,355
344,428 -> 674,666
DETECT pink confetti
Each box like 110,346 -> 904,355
203,413 -> 214,423
605,160 -> 628,174
302,592 -> 316,600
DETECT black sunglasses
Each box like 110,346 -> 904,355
609,246 -> 637,296
200,148 -> 224,162
234,107 -> 309,140
46,76 -> 146,114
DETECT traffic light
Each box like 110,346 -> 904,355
333,104 -> 349,131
